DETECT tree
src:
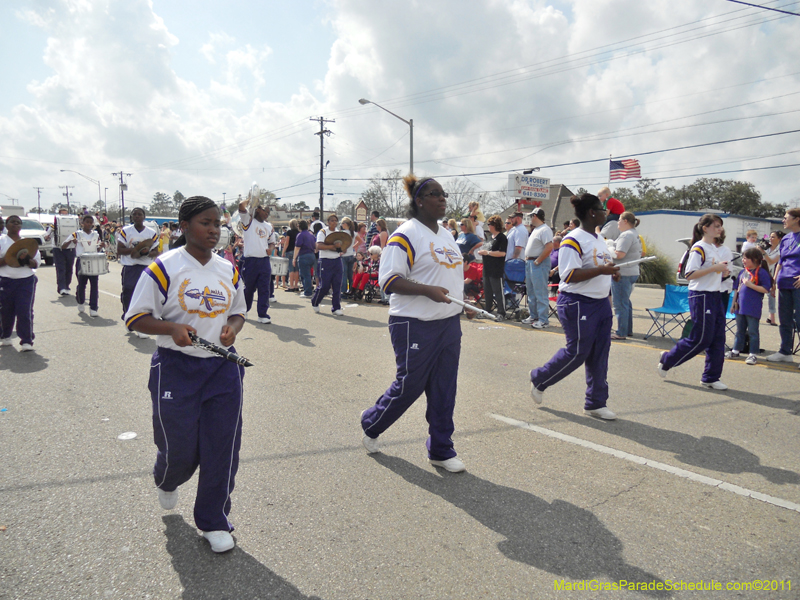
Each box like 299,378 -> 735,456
482,186 -> 515,218
443,178 -> 480,218
173,190 -> 185,214
150,192 -> 174,216
336,199 -> 355,218
611,177 -> 782,217
358,169 -> 407,218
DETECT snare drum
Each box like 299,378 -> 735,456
215,227 -> 231,250
78,252 -> 109,276
270,256 -> 289,277
55,216 -> 80,246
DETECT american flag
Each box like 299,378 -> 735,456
609,159 -> 641,181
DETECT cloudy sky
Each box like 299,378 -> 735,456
1,0 -> 798,214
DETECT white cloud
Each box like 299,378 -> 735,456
1,0 -> 798,213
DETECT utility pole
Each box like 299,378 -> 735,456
111,171 -> 133,223
310,116 -> 334,217
33,187 -> 44,214
59,185 -> 72,212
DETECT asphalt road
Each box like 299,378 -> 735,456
1,262 -> 799,599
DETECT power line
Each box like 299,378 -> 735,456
724,0 -> 800,15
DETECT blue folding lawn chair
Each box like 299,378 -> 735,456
644,284 -> 690,342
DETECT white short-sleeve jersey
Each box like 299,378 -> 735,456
124,247 -> 247,358
239,212 -> 274,258
118,224 -> 158,266
0,235 -> 41,279
558,228 -> 614,299
686,240 -> 723,292
716,244 -> 734,293
69,230 -> 100,257
317,226 -> 343,259
379,218 -> 464,320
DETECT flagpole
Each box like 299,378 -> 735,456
608,154 -> 611,187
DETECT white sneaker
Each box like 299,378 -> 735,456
531,321 -> 548,329
724,350 -> 739,359
269,296 -> 276,302
77,304 -> 85,313
657,351 -> 667,379
745,354 -> 757,365
701,380 -> 728,390
766,352 -> 793,363
362,434 -> 381,454
1,338 -> 12,346
312,305 -> 320,313
521,316 -> 536,325
19,344 -> 34,352
429,457 -> 466,473
585,407 -> 617,420
59,289 -> 69,296
202,530 -> 235,553
158,488 -> 179,510
89,310 -> 98,318
530,381 -> 543,405
258,316 -> 271,324
332,309 -> 344,316
135,331 -> 150,339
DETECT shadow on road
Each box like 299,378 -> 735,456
76,313 -> 118,328
249,323 -> 315,347
373,455 -> 667,596
0,346 -> 50,373
666,380 -> 800,416
542,407 -> 800,485
163,515 -> 322,600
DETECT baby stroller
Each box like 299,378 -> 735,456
503,259 -> 528,321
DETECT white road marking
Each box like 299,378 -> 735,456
100,290 -> 120,299
489,413 -> 800,514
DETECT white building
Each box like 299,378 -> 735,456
636,209 -> 783,266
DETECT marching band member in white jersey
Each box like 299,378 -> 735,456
0,215 -> 41,351
63,214 -> 102,317
658,214 -> 729,389
125,196 -> 247,554
360,175 -> 474,473
117,207 -> 159,337
237,200 -> 274,324
529,194 -> 621,420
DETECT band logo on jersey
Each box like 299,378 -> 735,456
178,278 -> 232,318
429,242 -> 462,269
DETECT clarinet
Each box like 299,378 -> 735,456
188,332 -> 254,367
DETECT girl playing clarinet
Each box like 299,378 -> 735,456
125,197 -> 247,553
360,175 -> 474,473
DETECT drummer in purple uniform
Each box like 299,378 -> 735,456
63,215 -> 103,317
529,193 -> 620,420
311,214 -> 345,316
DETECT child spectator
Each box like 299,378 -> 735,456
727,247 -> 771,364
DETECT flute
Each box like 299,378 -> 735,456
188,332 -> 254,367
407,278 -> 500,321
612,255 -> 657,267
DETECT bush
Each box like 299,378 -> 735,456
638,239 -> 676,287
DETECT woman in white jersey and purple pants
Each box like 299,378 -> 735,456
658,214 -> 730,389
360,175 -> 474,473
529,193 -> 620,420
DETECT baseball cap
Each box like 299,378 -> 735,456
530,208 -> 546,221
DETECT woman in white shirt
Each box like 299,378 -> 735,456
529,194 -> 620,420
658,214 -> 730,389
0,215 -> 41,351
125,196 -> 246,554
360,175 -> 474,473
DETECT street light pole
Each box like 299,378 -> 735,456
104,188 -> 108,216
60,169 -> 102,210
358,98 -> 413,174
